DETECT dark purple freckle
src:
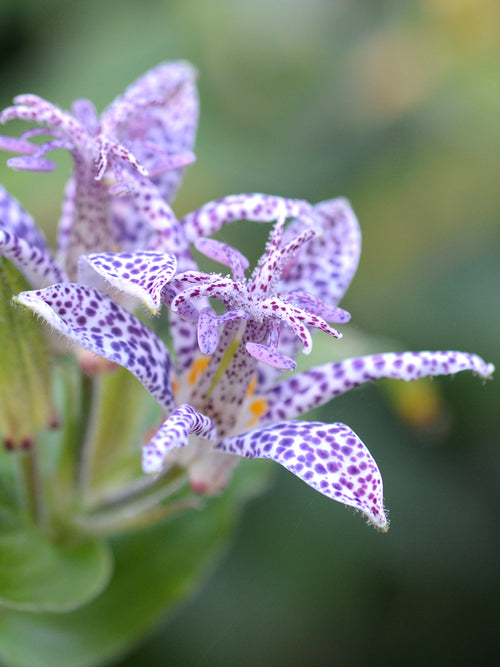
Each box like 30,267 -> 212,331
394,358 -> 403,368
76,316 -> 87,326
334,367 -> 345,378
283,450 -> 294,460
346,437 -> 356,445
365,474 -> 373,482
111,327 -> 122,336
333,483 -> 342,491
304,471 -> 313,481
327,461 -> 340,473
315,463 -> 326,475
111,341 -> 121,352
353,358 -> 364,370
320,480 -> 328,489
347,465 -> 359,475
263,443 -> 272,453
317,449 -> 328,459
341,446 -> 352,455
346,481 -> 354,490
359,462 -> 367,471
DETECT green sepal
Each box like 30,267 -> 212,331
0,507 -> 113,613
0,259 -> 52,446
0,460 -> 272,667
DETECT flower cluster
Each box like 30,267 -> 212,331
0,62 -> 494,532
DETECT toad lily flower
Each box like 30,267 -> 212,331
15,194 -> 494,531
0,61 -> 198,282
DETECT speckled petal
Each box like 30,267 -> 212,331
219,420 -> 387,530
142,404 -> 217,474
15,283 -> 176,412
263,351 -> 495,423
259,297 -> 341,353
195,237 -> 249,280
0,230 -> 66,287
78,250 -> 177,314
0,183 -> 51,252
281,198 -> 361,306
182,193 -> 314,242
101,61 -> 199,203
246,342 -> 296,371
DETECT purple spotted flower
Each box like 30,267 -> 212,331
0,61 -> 198,281
15,193 -> 494,531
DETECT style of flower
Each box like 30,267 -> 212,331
15,193 -> 494,531
0,61 -> 199,284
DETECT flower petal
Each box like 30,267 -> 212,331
0,184 -> 51,252
101,61 -> 199,203
219,420 -> 387,530
281,197 -> 361,306
263,351 -> 495,423
78,250 -> 177,314
142,404 -> 217,474
182,193 -> 314,242
15,284 -> 176,412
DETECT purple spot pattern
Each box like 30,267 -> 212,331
142,404 -> 217,474
219,420 -> 387,530
281,197 -> 361,307
263,351 -> 495,424
78,250 -> 177,313
15,283 -> 176,413
0,62 -> 198,278
181,193 -> 314,242
0,183 -> 51,253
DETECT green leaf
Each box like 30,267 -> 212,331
0,460 -> 272,667
0,510 -> 113,613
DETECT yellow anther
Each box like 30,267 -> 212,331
246,374 -> 257,397
188,356 -> 211,386
247,397 -> 268,426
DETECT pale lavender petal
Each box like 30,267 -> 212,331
7,156 -> 57,172
281,198 -> 361,306
0,230 -> 66,287
15,284 -> 176,412
78,250 -> 177,314
246,342 -> 296,371
171,275 -> 245,309
0,184 -> 49,251
263,351 -> 495,423
142,404 -> 217,474
283,291 -> 351,323
101,61 -> 199,203
71,99 -> 99,133
0,135 -> 37,154
197,307 -> 219,355
251,226 -> 316,296
219,420 -> 388,530
259,297 -> 342,353
195,237 -> 249,280
182,193 -> 314,242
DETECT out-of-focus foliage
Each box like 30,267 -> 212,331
0,0 -> 498,665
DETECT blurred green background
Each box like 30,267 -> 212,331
0,0 -> 498,665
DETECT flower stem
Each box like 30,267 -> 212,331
18,446 -> 45,525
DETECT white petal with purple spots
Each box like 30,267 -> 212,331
263,351 -> 495,423
78,250 -> 177,314
142,404 -> 217,474
182,193 -> 314,242
219,420 -> 387,530
15,283 -> 176,412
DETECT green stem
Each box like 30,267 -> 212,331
18,447 -> 45,525
76,374 -> 97,494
